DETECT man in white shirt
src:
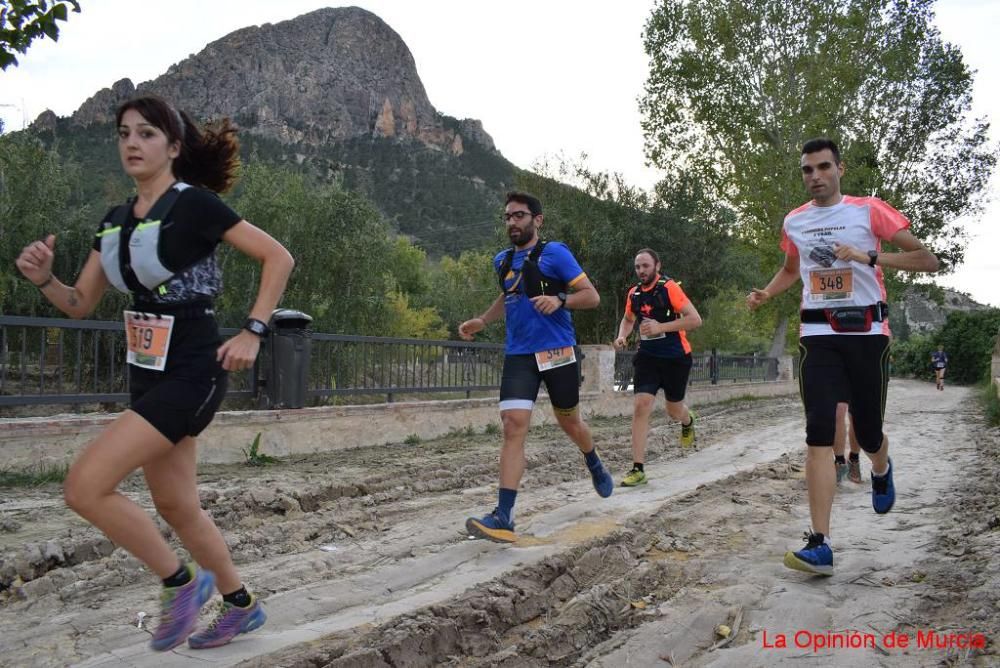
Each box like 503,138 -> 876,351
747,137 -> 939,575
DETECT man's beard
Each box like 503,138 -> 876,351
509,223 -> 536,246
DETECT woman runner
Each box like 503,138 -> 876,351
14,96 -> 294,651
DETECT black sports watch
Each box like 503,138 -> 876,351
557,292 -> 567,308
867,250 -> 878,267
243,317 -> 270,338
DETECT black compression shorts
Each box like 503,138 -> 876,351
798,334 -> 890,452
499,353 -> 580,412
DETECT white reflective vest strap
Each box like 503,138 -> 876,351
97,224 -> 129,293
129,220 -> 174,291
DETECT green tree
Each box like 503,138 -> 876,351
689,287 -> 774,354
0,132 -> 104,316
382,291 -> 448,340
388,237 -> 430,298
516,159 -> 757,347
425,249 -> 499,340
888,333 -> 935,379
227,161 -> 398,334
1,1 -> 80,69
641,0 -> 996,271
891,310 -> 1000,384
936,310 -> 1000,384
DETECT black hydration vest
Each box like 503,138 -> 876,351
630,276 -> 679,323
496,241 -> 567,298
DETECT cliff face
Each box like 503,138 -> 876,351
895,287 -> 990,336
66,7 -> 494,153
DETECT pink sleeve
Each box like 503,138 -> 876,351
869,198 -> 910,240
780,227 -> 799,256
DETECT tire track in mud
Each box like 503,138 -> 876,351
239,457 -> 808,667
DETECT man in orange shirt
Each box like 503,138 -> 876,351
614,249 -> 703,486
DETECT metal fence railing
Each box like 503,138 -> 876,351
613,350 -> 779,391
0,315 -> 257,408
1,315 -> 781,411
304,334 -> 504,403
0,315 -> 503,410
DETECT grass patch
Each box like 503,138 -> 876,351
404,433 -> 422,445
979,381 -> 1000,427
445,425 -> 477,438
0,462 -> 70,487
242,432 -> 279,466
484,422 -> 501,435
712,393 -> 770,407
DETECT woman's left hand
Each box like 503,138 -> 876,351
217,330 -> 262,371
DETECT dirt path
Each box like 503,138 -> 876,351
1,380 -> 996,667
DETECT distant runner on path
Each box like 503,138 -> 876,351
458,191 -> 612,544
15,96 -> 294,651
747,137 -> 939,576
613,248 -> 703,487
931,345 -> 949,390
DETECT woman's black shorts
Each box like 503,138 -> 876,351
128,315 -> 227,444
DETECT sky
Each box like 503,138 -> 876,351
1,0 -> 996,306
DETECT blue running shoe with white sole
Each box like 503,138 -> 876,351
783,532 -> 833,576
466,508 -> 517,543
871,457 -> 895,514
150,566 -> 215,651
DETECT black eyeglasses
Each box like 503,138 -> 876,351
503,211 -> 535,222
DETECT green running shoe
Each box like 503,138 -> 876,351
680,411 -> 696,448
621,468 -> 648,487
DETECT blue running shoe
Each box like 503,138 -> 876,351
586,452 -> 614,498
188,596 -> 267,649
150,565 -> 216,651
466,508 -> 516,543
871,457 -> 895,514
783,532 -> 833,576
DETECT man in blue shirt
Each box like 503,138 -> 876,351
458,191 -> 613,542
931,345 -> 948,390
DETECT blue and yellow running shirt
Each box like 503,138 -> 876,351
493,241 -> 587,355
931,351 -> 948,368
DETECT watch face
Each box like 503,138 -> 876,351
245,319 -> 267,336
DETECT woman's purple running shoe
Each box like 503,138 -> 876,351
188,596 -> 267,649
150,566 -> 216,651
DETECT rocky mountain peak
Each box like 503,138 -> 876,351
65,6 -> 494,153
